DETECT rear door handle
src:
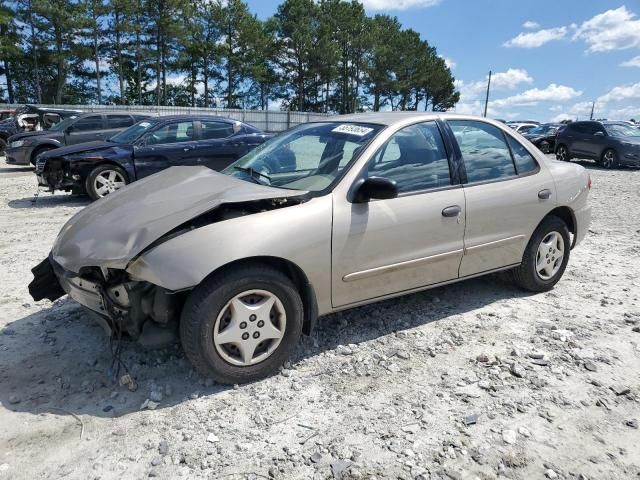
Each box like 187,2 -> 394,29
538,189 -> 552,200
442,205 -> 462,217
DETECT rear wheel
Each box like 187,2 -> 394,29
600,148 -> 618,169
85,164 -> 128,200
512,216 -> 570,292
180,265 -> 303,384
556,144 -> 569,162
539,140 -> 551,154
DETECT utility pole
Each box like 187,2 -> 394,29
589,101 -> 595,120
483,70 -> 492,118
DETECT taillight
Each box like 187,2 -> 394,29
587,175 -> 592,190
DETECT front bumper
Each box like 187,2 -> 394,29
36,157 -> 81,192
29,255 -> 182,345
4,146 -> 32,165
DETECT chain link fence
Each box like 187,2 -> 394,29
2,104 -> 332,132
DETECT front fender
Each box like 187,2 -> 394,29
126,195 -> 334,314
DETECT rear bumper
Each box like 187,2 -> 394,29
573,205 -> 591,247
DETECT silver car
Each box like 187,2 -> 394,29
29,113 -> 592,384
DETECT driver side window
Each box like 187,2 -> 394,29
146,121 -> 194,145
366,121 -> 451,193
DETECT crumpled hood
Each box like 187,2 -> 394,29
52,167 -> 305,272
9,130 -> 59,142
40,141 -> 122,159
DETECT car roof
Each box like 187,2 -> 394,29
150,114 -> 241,122
315,112 -> 504,126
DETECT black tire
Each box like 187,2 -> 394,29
555,144 -> 569,162
180,264 -> 304,384
512,216 -> 571,292
0,137 -> 6,154
30,145 -> 56,166
85,164 -> 129,201
538,141 -> 551,154
599,148 -> 618,169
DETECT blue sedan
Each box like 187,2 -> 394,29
35,115 -> 273,200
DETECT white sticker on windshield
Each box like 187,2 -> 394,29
139,121 -> 151,127
331,124 -> 374,136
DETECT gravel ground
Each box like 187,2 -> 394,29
0,158 -> 639,480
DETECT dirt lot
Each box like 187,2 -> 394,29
0,158 -> 639,480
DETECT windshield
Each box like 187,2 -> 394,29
49,116 -> 79,132
527,125 -> 557,136
109,119 -> 160,144
604,123 -> 640,138
223,122 -> 383,191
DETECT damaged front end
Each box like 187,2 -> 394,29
29,255 -> 185,349
35,156 -> 79,193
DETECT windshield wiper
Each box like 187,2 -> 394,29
233,166 -> 271,184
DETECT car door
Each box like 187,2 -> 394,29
446,119 -> 556,277
194,120 -> 242,171
65,114 -> 106,145
102,114 -> 135,140
571,122 -> 602,158
586,123 -> 608,159
331,120 -> 466,307
133,120 -> 198,178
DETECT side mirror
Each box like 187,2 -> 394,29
353,177 -> 398,203
65,125 -> 74,134
594,131 -> 605,137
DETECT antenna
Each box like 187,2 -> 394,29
483,70 -> 492,118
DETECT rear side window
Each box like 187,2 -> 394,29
506,136 -> 538,174
200,121 -> 234,140
449,120 -> 516,183
107,114 -> 134,128
73,115 -> 103,131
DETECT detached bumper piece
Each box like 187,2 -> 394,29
28,257 -> 65,302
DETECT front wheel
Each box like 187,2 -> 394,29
600,148 -> 618,169
0,137 -> 7,155
180,265 -> 304,384
85,164 -> 128,200
512,216 -> 570,292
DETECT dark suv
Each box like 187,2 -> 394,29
555,121 -> 640,168
5,111 -> 154,166
0,105 -> 82,155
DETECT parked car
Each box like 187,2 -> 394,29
28,113 -> 592,384
555,120 -> 640,168
0,105 -> 82,155
5,111 -> 154,166
35,115 -> 272,200
522,123 -> 562,154
0,109 -> 15,121
507,122 -> 539,134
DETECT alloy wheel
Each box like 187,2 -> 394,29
557,146 -> 567,161
535,231 -> 565,281
213,289 -> 286,367
602,150 -> 615,169
94,170 -> 126,197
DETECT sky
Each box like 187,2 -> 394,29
248,0 -> 640,122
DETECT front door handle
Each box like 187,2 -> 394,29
183,147 -> 192,152
538,189 -> 552,200
442,205 -> 462,217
